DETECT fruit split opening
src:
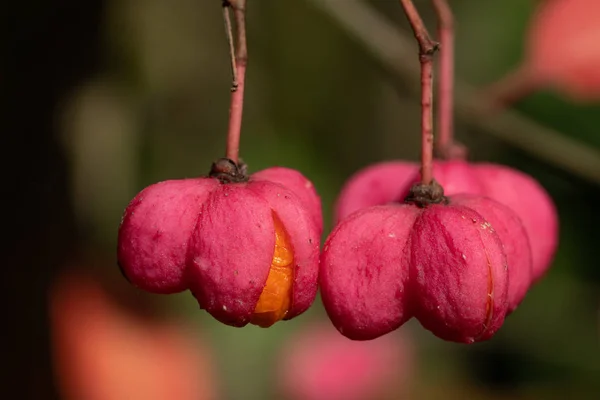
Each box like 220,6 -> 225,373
250,211 -> 294,327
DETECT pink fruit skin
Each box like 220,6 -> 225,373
334,160 -> 483,223
118,166 -> 322,327
472,164 -> 558,282
527,0 -> 600,100
430,160 -> 486,195
333,161 -> 418,224
320,205 -> 417,340
409,201 -> 509,343
187,180 -> 320,327
278,323 -> 413,400
451,194 -> 532,313
117,178 -> 219,294
252,167 -> 323,235
321,197 -> 512,343
335,160 -> 557,283
187,184 -> 276,327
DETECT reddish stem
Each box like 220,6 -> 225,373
224,0 -> 248,164
480,64 -> 543,112
432,0 -> 465,159
399,0 -> 439,185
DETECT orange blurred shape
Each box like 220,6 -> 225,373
49,270 -> 217,400
278,322 -> 414,400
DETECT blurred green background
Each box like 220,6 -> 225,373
5,0 -> 600,399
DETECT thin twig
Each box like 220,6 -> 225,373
307,0 -> 600,185
399,0 -> 438,185
399,0 -> 438,56
224,0 -> 248,163
222,1 -> 238,91
432,0 -> 465,159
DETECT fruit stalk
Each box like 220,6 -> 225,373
399,0 -> 439,185
432,0 -> 465,159
223,0 -> 248,164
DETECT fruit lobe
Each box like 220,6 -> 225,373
452,193 -> 533,313
117,178 -> 219,294
472,164 -> 558,282
333,161 -> 418,224
252,166 -> 323,234
187,184 -> 276,327
320,205 -> 416,340
429,160 -> 485,196
187,178 -> 320,327
409,201 -> 509,343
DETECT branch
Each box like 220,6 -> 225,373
307,0 -> 600,185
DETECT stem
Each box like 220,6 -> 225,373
480,64 -> 542,112
224,0 -> 248,164
399,0 -> 439,185
432,0 -> 465,159
222,3 -> 238,90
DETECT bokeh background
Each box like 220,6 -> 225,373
4,0 -> 600,399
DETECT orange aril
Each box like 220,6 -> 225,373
251,212 -> 294,327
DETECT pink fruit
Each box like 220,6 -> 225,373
335,160 -> 557,283
472,164 -> 558,282
445,194 -> 532,313
252,166 -> 323,234
117,178 -> 220,294
410,162 -> 556,282
321,183 -> 515,343
118,158 -> 322,327
334,160 -> 483,223
428,160 -> 485,195
278,322 -> 413,400
484,0 -> 600,104
320,205 -> 416,340
526,0 -> 600,100
333,161 -> 418,224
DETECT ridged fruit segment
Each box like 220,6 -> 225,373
320,205 -> 417,340
334,161 -> 418,223
252,167 -> 323,234
187,184 -> 275,327
117,178 -> 219,294
473,164 -> 558,282
409,202 -> 509,343
452,194 -> 533,312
